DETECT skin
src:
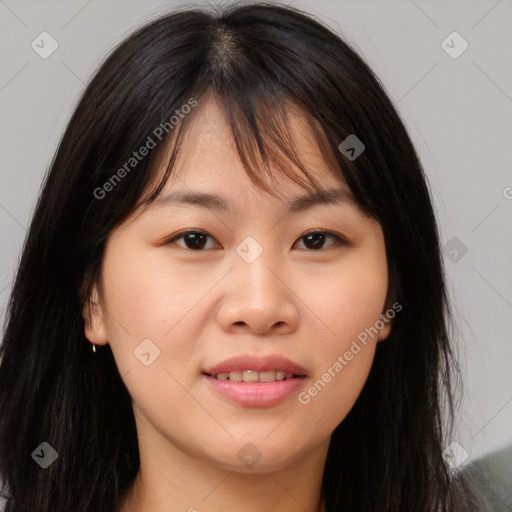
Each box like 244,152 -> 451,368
83,94 -> 393,512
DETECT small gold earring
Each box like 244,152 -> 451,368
92,344 -> 96,353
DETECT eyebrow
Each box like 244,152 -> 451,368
151,187 -> 358,213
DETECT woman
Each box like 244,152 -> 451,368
0,2 -> 481,511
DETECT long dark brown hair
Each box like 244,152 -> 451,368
0,2 -> 480,510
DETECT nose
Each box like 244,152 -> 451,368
216,251 -> 300,336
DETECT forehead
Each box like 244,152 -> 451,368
152,93 -> 347,201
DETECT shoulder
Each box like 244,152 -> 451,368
461,443 -> 512,512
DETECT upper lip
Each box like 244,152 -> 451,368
203,354 -> 308,376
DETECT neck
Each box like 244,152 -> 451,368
118,420 -> 329,512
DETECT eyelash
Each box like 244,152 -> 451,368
164,229 -> 350,251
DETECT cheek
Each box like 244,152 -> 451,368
307,250 -> 388,350
99,237 -> 210,379
102,227 -> 212,334
295,284 -> 383,434
99,246 -> 208,440
295,250 -> 387,424
296,344 -> 376,439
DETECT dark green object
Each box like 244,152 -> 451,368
463,443 -> 512,511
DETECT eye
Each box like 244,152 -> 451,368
165,229 -> 349,251
293,230 -> 349,251
166,230 -> 220,250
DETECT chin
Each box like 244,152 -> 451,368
201,438 -> 309,474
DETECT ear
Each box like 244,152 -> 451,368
82,284 -> 109,347
376,294 -> 396,343
376,315 -> 393,343
377,280 -> 397,343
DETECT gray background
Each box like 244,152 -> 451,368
0,0 -> 511,465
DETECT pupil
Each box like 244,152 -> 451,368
186,232 -> 206,250
305,233 -> 324,249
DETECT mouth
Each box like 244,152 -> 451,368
203,370 -> 307,383
201,354 -> 308,407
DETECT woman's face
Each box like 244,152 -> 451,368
84,96 -> 392,473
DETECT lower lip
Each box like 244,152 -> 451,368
203,375 -> 307,407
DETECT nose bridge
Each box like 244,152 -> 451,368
234,233 -> 281,300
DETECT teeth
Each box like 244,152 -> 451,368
229,371 -> 243,383
213,370 -> 299,382
242,370 -> 259,382
258,370 -> 275,382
